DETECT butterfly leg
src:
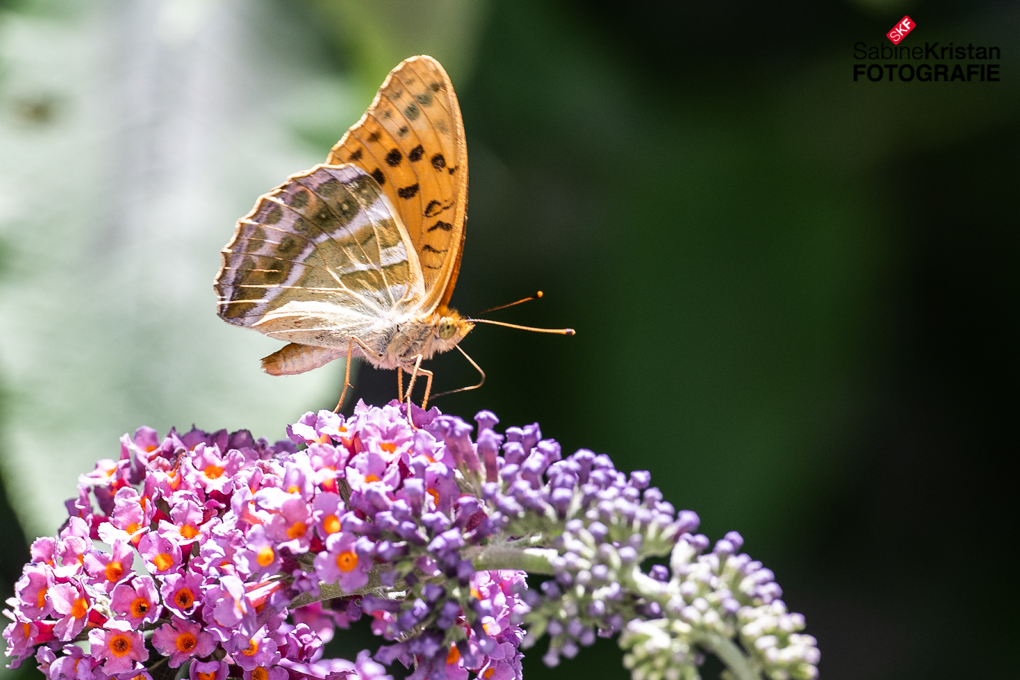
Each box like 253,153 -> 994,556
397,367 -> 404,403
403,354 -> 434,424
333,337 -> 386,413
333,338 -> 357,414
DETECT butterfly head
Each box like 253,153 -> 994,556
432,306 -> 474,350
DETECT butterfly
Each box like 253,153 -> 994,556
215,55 -> 571,410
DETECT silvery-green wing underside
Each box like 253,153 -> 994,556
214,164 -> 426,352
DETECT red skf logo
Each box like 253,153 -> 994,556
887,16 -> 916,44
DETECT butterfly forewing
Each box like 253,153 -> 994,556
215,164 -> 425,346
326,55 -> 467,312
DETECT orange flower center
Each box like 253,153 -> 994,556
130,597 -> 150,618
203,465 -> 224,480
365,474 -> 380,483
179,525 -> 200,540
427,489 -> 440,506
109,633 -> 132,656
287,485 -> 301,495
175,632 -> 197,653
242,640 -> 259,656
323,514 -> 341,535
174,588 -> 195,609
105,561 -> 124,582
380,442 -> 397,454
483,668 -> 495,679
446,645 -> 460,664
287,521 -> 307,540
250,668 -> 268,680
71,597 -> 88,620
197,673 -> 216,680
153,553 -> 174,572
125,522 -> 141,535
336,551 -> 358,572
256,547 -> 275,567
36,587 -> 47,609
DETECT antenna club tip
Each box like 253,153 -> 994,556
565,329 -> 576,336
536,291 -> 544,298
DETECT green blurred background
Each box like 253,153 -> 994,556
0,1 -> 1016,679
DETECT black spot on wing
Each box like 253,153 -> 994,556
397,184 -> 420,199
398,126 -> 409,137
368,131 -> 381,142
429,81 -> 443,93
421,244 -> 447,254
424,200 -> 443,217
428,221 -> 452,232
409,145 -> 424,162
448,165 -> 458,175
416,91 -> 433,106
404,103 -> 420,121
371,169 -> 386,185
385,148 -> 402,167
430,154 -> 446,170
348,148 -> 363,162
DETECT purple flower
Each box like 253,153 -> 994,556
224,628 -> 280,671
202,574 -> 255,638
314,532 -> 374,592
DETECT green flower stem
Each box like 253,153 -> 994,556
286,545 -> 762,680
627,567 -> 762,680
690,631 -> 761,680
470,544 -> 559,573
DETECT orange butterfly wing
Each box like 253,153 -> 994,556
326,55 -> 467,313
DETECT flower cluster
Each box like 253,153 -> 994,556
4,401 -> 819,680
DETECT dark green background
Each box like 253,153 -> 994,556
2,1 -> 1016,679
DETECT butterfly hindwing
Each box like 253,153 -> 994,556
215,164 -> 425,347
327,55 -> 467,312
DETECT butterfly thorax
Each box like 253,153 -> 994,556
360,307 -> 474,370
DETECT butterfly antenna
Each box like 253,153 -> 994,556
431,345 -> 486,401
472,291 -> 544,317
467,319 -> 575,335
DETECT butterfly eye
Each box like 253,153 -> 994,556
438,317 -> 457,340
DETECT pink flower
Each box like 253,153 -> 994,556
13,563 -> 53,620
83,539 -> 134,592
138,532 -> 182,576
49,582 -> 91,641
160,569 -> 205,617
88,621 -> 148,674
189,659 -> 229,680
152,617 -> 216,667
110,575 -> 162,626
